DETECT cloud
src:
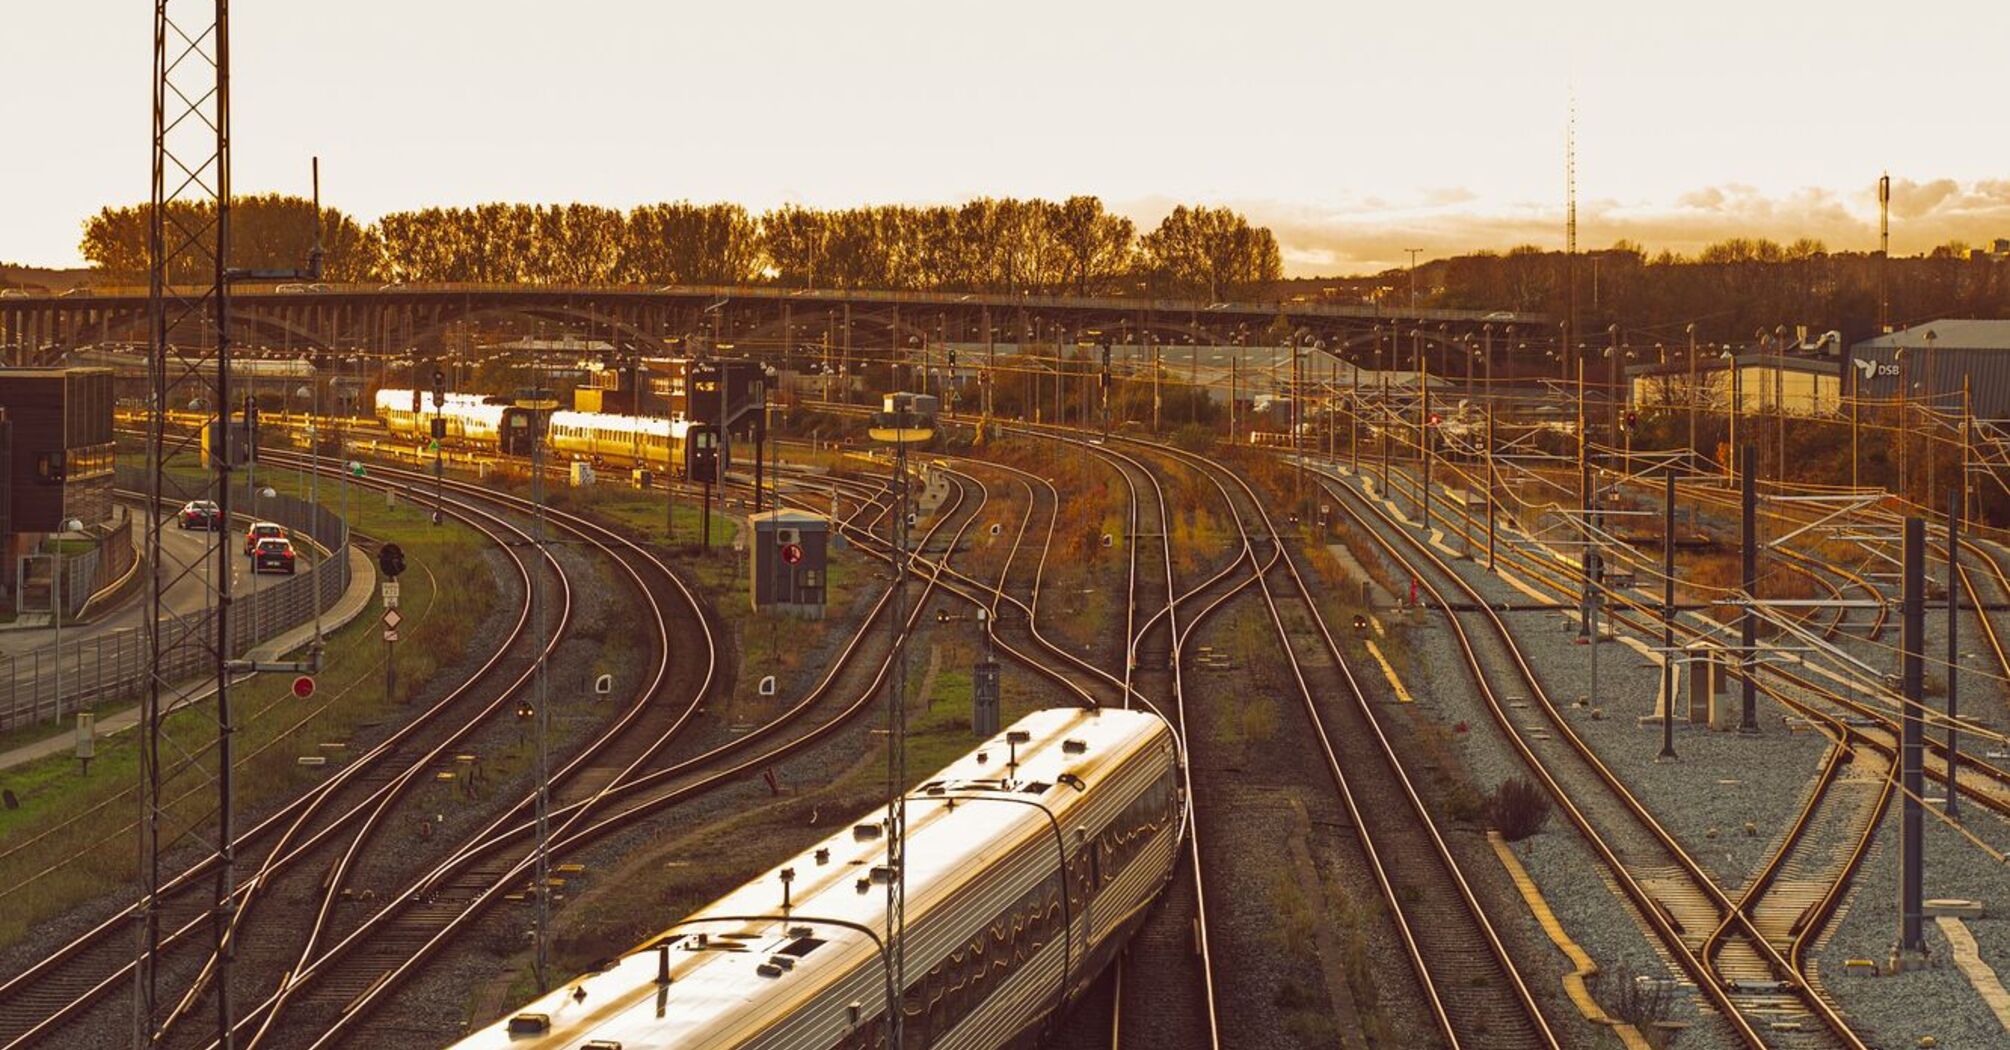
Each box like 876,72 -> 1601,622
1209,178 -> 2010,276
1889,178 -> 1960,220
1421,186 -> 1478,207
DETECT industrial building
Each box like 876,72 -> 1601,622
1848,320 -> 2010,420
1626,352 -> 1842,417
573,357 -> 770,430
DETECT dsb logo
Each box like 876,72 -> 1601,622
1852,358 -> 1900,380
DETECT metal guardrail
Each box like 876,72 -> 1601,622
0,468 -> 351,731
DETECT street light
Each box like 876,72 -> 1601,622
51,516 -> 84,724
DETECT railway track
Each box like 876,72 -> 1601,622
1318,460 -> 1873,1049
1371,455 -> 2010,818
967,416 -> 1558,1050
215,461 -> 1004,1049
1128,436 -> 1558,1050
214,455 -> 999,1046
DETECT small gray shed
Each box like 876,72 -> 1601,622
749,509 -> 829,618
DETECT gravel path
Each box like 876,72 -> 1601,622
1815,801 -> 2010,1049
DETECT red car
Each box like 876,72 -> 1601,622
244,521 -> 288,555
179,500 -> 222,531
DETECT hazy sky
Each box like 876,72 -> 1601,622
5,1 -> 2008,275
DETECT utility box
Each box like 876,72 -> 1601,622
972,660 -> 1000,737
1685,642 -> 1714,724
750,509 -> 828,618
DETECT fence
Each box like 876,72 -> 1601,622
61,511 -> 137,618
0,469 -> 351,731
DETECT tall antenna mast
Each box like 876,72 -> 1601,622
1565,90 -> 1578,379
1878,173 -> 1892,334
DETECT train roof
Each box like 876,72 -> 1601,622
376,388 -> 509,425
450,707 -> 1171,1050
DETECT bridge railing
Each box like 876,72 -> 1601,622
2,282 -> 1546,326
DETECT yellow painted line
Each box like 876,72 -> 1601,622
1937,915 -> 2010,1034
1362,640 -> 1414,703
1488,831 -> 1657,1050
1369,616 -> 1387,638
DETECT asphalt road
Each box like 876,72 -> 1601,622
0,521 -> 308,660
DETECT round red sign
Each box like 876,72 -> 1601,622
292,675 -> 316,699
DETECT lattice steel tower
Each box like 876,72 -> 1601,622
138,2 -> 240,1046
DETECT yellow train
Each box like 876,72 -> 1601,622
376,389 -> 725,479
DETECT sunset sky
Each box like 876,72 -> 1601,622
5,0 -> 2008,275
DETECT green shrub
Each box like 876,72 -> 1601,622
1488,775 -> 1552,841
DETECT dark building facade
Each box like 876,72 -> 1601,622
0,368 -> 115,613
0,367 -> 116,531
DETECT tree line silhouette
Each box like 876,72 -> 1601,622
1401,237 -> 2010,344
78,195 -> 1282,299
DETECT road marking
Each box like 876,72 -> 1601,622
1489,831 -> 1658,1050
1938,916 -> 2010,1034
1362,639 -> 1413,703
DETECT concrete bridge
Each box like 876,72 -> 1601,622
0,282 -> 1550,371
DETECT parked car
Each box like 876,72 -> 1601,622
244,521 -> 288,554
179,500 -> 223,531
252,537 -> 297,574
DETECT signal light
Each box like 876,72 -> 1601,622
292,675 -> 316,699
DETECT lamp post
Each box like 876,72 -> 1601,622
1924,328 -> 1938,513
1723,349 -> 1742,484
866,402 -> 932,1050
1685,323 -> 1698,461
295,380 -> 323,627
50,515 -> 84,724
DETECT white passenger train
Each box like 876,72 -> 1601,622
452,707 -> 1182,1050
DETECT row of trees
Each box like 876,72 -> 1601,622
79,196 -> 1281,299
1415,238 -> 2010,344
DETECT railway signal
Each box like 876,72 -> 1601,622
378,542 -> 406,579
292,675 -> 316,699
432,367 -> 447,408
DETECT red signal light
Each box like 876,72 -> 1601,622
292,676 -> 316,699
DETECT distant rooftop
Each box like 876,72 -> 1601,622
1855,319 -> 2010,351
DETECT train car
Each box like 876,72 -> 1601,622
452,707 -> 1182,1050
375,388 -> 548,455
546,409 -> 725,481
882,391 -> 940,420
872,391 -> 940,446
